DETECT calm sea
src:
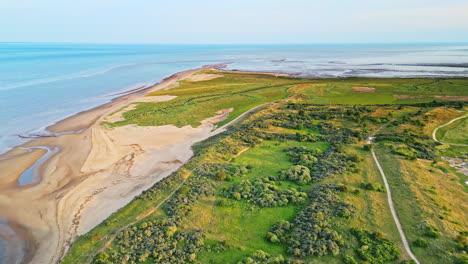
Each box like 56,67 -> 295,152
1,43 -> 468,153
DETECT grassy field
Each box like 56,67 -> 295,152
189,140 -> 328,263
104,70 -> 468,129
63,71 -> 468,264
436,115 -> 468,145
375,145 -> 468,263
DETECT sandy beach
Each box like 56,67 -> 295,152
0,67 -> 240,264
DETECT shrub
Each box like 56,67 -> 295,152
456,257 -> 468,264
216,171 -> 226,181
364,144 -> 374,151
283,185 -> 355,257
282,165 -> 311,184
226,178 -> 307,207
425,229 -> 440,238
414,238 -> 429,248
351,227 -> 401,264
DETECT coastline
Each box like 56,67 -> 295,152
0,66 -> 289,264
0,66 -> 208,264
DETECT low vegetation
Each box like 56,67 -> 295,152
64,71 -> 468,264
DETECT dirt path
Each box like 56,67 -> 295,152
432,113 -> 468,147
367,122 -> 420,264
214,101 -> 277,133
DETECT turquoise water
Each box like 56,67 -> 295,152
1,43 -> 468,153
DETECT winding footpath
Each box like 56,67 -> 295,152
432,113 -> 468,147
368,129 -> 421,264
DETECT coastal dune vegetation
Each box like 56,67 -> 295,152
63,70 -> 468,264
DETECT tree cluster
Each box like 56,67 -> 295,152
164,176 -> 215,216
194,163 -> 249,181
309,144 -> 361,181
265,184 -> 355,258
226,177 -> 307,207
237,250 -> 286,264
282,165 -> 311,185
93,216 -> 205,264
376,132 -> 438,160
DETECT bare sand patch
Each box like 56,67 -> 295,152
139,95 -> 177,102
105,104 -> 137,123
185,73 -> 223,82
220,70 -> 290,77
435,96 -> 468,101
352,86 -> 376,93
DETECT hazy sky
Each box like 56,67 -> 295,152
1,0 -> 468,43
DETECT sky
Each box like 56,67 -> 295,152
1,0 -> 468,44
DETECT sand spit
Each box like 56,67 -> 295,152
0,67 -> 284,264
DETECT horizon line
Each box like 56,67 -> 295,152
1,41 -> 468,45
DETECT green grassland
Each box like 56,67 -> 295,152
104,70 -> 468,129
436,116 -> 468,145
64,71 -> 468,264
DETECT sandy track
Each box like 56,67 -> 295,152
368,123 -> 420,264
370,146 -> 421,264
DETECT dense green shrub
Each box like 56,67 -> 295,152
237,250 -> 285,264
351,227 -> 401,264
424,225 -> 440,238
267,220 -> 292,244
93,216 -> 205,264
226,178 -> 307,207
362,182 -> 385,192
164,176 -> 215,216
414,238 -> 429,248
375,132 -> 438,160
266,185 -> 355,257
282,165 -> 311,184
456,234 -> 468,251
309,145 -> 361,181
195,163 -> 248,179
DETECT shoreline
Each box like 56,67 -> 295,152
0,66 -> 288,264
0,66 -> 207,264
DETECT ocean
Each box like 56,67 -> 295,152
1,42 -> 468,153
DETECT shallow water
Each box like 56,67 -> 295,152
1,43 -> 468,153
17,146 -> 58,186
